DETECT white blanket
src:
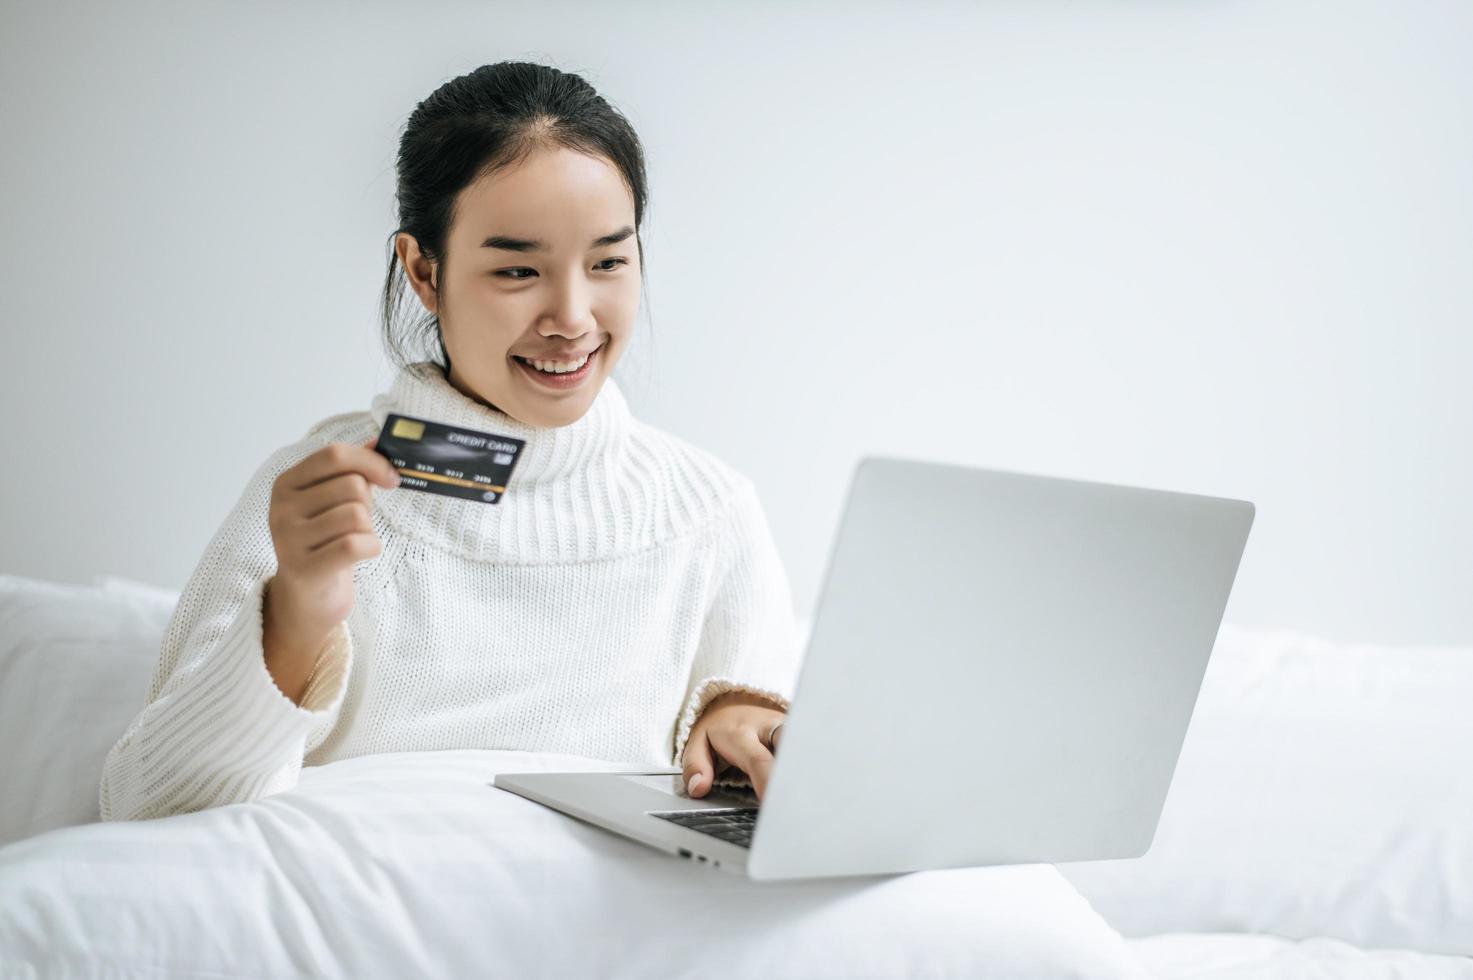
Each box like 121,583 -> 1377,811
0,748 -> 1151,979
1129,933 -> 1473,979
5,575 -> 1470,976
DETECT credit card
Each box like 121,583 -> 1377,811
372,413 -> 527,505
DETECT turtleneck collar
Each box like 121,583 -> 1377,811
365,361 -> 652,563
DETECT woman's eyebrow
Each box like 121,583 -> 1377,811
481,225 -> 635,253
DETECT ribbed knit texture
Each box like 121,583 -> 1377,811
99,362 -> 801,821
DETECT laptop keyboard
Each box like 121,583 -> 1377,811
649,806 -> 759,849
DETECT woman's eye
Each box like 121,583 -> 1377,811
495,257 -> 628,280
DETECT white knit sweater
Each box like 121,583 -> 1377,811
99,363 -> 801,822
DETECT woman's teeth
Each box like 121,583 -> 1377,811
521,352 -> 590,374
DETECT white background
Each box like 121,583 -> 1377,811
1,0 -> 1468,644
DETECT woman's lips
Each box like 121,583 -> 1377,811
514,342 -> 602,390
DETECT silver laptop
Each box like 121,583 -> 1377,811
493,455 -> 1255,881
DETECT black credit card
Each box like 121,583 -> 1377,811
373,413 -> 527,505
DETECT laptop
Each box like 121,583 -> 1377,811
492,455 -> 1255,881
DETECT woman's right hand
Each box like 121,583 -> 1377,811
266,436 -> 402,647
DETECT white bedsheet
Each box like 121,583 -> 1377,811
1129,932 -> 1473,979
0,748 -> 1151,979
4,577 -> 1469,977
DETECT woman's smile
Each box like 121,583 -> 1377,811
513,340 -> 604,391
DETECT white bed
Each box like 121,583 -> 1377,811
1,573 -> 1469,978
1128,933 -> 1473,979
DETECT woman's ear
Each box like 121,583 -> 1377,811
396,232 -> 440,314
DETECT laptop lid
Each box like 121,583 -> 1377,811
747,455 -> 1255,880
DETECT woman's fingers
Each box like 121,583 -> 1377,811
707,725 -> 775,801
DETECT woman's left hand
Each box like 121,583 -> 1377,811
680,690 -> 787,802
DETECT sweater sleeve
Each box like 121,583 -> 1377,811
671,477 -> 803,785
98,440 -> 356,822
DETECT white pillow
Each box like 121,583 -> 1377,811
91,573 -> 184,607
0,574 -> 178,848
1058,621 -> 1473,958
0,748 -> 1151,979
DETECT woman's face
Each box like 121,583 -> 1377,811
397,144 -> 641,428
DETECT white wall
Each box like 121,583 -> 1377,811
1,0 -> 1468,645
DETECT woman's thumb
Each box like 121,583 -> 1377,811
681,736 -> 715,798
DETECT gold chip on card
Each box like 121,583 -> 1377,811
391,418 -> 426,440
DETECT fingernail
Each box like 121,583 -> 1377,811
687,772 -> 704,795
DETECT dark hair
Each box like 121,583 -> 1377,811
380,61 -> 652,379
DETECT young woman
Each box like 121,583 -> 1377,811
100,62 -> 798,822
